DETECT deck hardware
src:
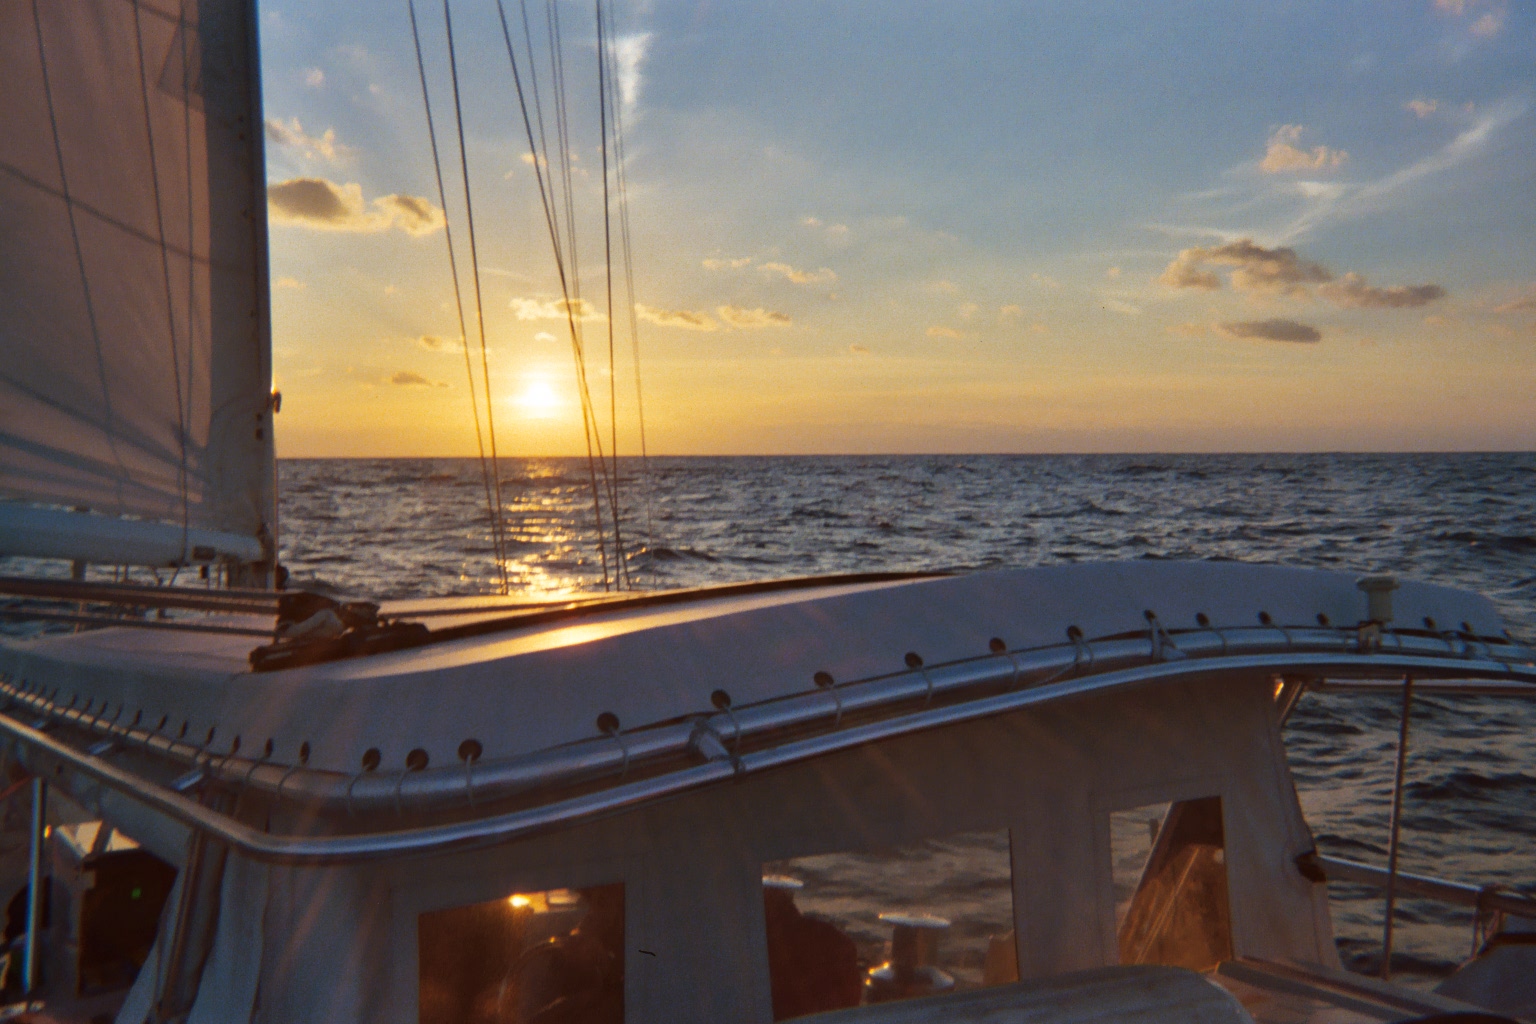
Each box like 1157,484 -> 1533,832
347,749 -> 383,817
274,744 -> 311,805
1380,674 -> 1414,980
711,690 -> 743,749
86,738 -> 119,758
458,739 -> 483,804
171,768 -> 206,793
23,777 -> 44,994
905,652 -> 935,704
688,720 -> 743,776
1316,613 -> 1330,627
990,638 -> 1021,687
1197,613 -> 1228,653
1294,849 -> 1327,883
1144,611 -> 1183,661
395,751 -> 430,815
1066,626 -> 1092,670
813,671 -> 843,727
598,713 -> 630,777
1257,610 -> 1292,646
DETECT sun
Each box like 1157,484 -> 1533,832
513,374 -> 563,420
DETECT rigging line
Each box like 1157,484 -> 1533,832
518,0 -> 562,270
409,0 -> 507,595
170,0 -> 196,590
604,0 -> 655,566
595,0 -> 628,588
29,0 -> 127,508
498,0 -> 611,590
442,0 -> 512,595
548,0 -> 622,585
132,0 -> 192,562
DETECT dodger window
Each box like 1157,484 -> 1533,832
419,882 -> 623,1024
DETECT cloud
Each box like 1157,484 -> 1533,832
391,370 -> 447,387
534,331 -> 558,343
1106,266 -> 1122,278
999,304 -> 1023,318
1103,299 -> 1142,315
1031,273 -> 1060,289
760,262 -> 837,286
1260,125 -> 1349,174
1470,9 -> 1506,36
1166,322 -> 1208,336
717,305 -> 790,328
273,276 -> 305,290
1214,318 -> 1322,343
930,279 -> 959,294
1159,238 -> 1332,295
826,224 -> 849,238
611,32 -> 652,121
957,302 -> 979,319
926,326 -> 961,339
510,296 -> 604,321
1406,99 -> 1439,118
267,178 -> 445,236
635,304 -> 718,330
1494,290 -> 1536,314
849,344 -> 870,355
702,257 -> 752,271
416,334 -> 459,351
1029,323 -> 1050,335
802,216 -> 822,227
265,117 -> 350,163
304,67 -> 324,88
1318,272 -> 1446,308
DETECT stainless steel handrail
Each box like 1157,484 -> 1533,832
1,643 -> 1533,864
1,624 -> 1531,816
1316,853 -> 1536,920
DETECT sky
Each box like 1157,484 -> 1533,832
258,1 -> 1536,457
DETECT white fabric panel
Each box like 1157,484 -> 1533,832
0,0 -> 273,545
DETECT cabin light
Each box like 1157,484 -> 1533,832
508,894 -> 532,908
1273,680 -> 1286,700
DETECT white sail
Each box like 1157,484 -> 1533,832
0,0 -> 274,569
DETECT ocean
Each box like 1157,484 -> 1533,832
278,452 -> 1536,984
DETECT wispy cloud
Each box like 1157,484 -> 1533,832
849,343 -> 870,354
267,178 -> 444,236
265,117 -> 350,164
702,257 -> 752,271
760,262 -> 837,286
1260,125 -> 1348,174
392,370 -> 448,387
1406,98 -> 1439,118
717,305 -> 790,328
611,32 -> 653,122
510,297 -> 604,321
635,304 -> 718,330
273,276 -> 305,290
303,67 -> 324,88
416,334 -> 460,351
1214,318 -> 1322,343
1318,272 -> 1446,309
926,326 -> 961,339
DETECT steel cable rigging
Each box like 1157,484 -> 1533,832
408,0 -> 510,594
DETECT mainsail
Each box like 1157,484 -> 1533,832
0,0 -> 274,571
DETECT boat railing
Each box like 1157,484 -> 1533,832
0,618 -> 1530,863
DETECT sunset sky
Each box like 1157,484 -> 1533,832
259,1 -> 1535,457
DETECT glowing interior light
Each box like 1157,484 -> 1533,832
509,894 -> 532,908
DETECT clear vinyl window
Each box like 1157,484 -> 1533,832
762,828 -> 1016,1020
1109,796 -> 1232,972
419,882 -> 623,1024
